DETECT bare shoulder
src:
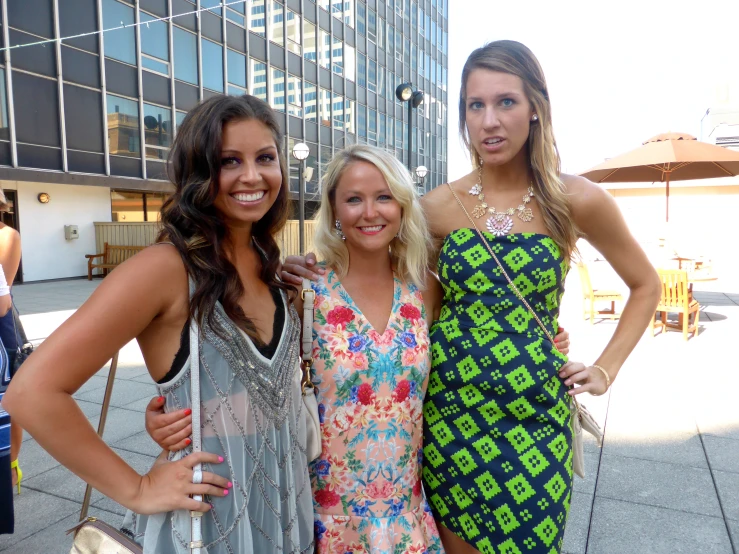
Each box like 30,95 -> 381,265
422,175 -> 473,237
0,224 -> 20,244
562,173 -> 615,215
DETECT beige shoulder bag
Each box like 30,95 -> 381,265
447,183 -> 603,479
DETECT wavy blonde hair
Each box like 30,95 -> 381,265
459,40 -> 579,259
314,144 -> 430,288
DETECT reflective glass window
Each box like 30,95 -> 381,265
250,59 -> 267,101
286,9 -> 301,54
202,38 -> 224,92
288,75 -> 303,117
304,81 -> 317,122
304,21 -> 316,62
250,0 -> 266,36
143,103 -> 172,160
174,28 -> 198,84
228,49 -> 246,88
107,93 -> 139,157
270,1 -> 284,46
103,0 -> 135,65
271,67 -> 285,112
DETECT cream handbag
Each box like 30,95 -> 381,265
448,183 -> 604,479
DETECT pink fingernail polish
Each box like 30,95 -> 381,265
224,489 -> 229,496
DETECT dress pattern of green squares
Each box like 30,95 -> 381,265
423,230 -> 573,554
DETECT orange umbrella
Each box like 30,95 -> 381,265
580,133 -> 739,221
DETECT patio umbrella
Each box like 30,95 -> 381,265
580,132 -> 739,222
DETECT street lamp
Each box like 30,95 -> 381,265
414,165 -> 428,195
396,83 -> 424,170
291,142 -> 310,254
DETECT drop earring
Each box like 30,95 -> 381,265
334,219 -> 345,241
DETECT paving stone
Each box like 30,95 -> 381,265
703,435 -> 739,474
713,471 -> 739,521
0,488 -> 80,551
603,429 -> 708,469
562,490 -> 591,554
588,497 -> 733,554
596,454 -> 722,517
75,379 -> 156,410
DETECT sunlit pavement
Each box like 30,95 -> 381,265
2,273 -> 737,553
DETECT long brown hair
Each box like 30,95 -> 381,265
459,40 -> 578,260
158,94 -> 290,340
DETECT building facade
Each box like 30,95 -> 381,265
0,0 -> 449,281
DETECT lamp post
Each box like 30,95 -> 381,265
291,142 -> 310,254
395,83 -> 424,171
414,165 -> 428,195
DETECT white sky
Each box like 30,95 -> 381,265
446,0 -> 739,178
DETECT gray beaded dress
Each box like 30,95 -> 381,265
122,291 -> 314,554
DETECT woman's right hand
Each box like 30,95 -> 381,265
145,396 -> 193,452
131,451 -> 231,515
280,252 -> 324,285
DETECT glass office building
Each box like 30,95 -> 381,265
0,0 -> 448,281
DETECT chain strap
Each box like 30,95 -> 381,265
446,183 -> 581,409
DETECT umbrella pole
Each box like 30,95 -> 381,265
665,175 -> 670,223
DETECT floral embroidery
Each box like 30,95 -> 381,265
309,267 -> 444,553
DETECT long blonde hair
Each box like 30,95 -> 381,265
314,144 -> 430,288
459,40 -> 578,259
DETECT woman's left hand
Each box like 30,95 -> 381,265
553,326 -> 570,356
558,361 -> 609,396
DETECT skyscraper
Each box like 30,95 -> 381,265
0,0 -> 449,281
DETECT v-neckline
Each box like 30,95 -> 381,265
331,270 -> 399,337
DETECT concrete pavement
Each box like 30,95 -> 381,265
0,273 -> 737,553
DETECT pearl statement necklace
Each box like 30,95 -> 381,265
468,166 -> 535,236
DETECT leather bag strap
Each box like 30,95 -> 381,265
189,317 -> 203,553
446,183 -> 581,410
301,278 -> 315,393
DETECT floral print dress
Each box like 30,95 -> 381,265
309,268 -> 444,554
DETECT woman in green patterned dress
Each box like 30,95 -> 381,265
417,41 -> 661,554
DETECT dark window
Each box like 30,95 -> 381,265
173,28 -> 198,85
61,46 -> 100,88
10,30 -> 56,77
201,11 -> 223,43
172,0 -> 197,31
201,39 -> 224,92
175,81 -> 198,111
105,58 -> 138,97
142,71 -> 171,106
0,143 -> 12,167
13,72 -> 60,147
59,0 -> 99,53
68,150 -> 105,174
106,93 -> 140,157
112,190 -> 167,221
8,0 -> 54,39
140,0 -> 167,17
102,0 -> 136,65
17,144 -> 62,171
110,154 -> 141,178
64,84 -> 104,152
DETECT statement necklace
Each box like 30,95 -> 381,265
468,166 -> 535,236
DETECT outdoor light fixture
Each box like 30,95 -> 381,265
396,84 -> 425,170
395,83 -> 413,102
291,142 -> 311,254
415,165 -> 428,194
37,193 -> 50,204
291,141 -> 310,162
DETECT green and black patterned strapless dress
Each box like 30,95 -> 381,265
422,229 -> 572,554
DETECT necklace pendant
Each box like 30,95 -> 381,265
518,207 -> 534,222
486,214 -> 514,236
469,184 -> 482,196
472,204 -> 487,219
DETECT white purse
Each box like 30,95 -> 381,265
301,278 -> 322,462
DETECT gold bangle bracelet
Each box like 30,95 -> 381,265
592,364 -> 611,390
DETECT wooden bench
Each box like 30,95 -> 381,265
85,243 -> 145,280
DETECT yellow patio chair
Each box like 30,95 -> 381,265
650,269 -> 700,341
576,261 -> 623,324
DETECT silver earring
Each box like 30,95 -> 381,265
334,219 -> 345,241
531,114 -> 539,122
